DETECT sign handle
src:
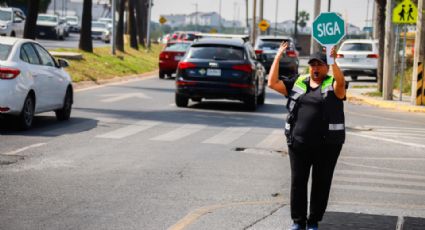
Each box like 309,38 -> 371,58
325,45 -> 335,65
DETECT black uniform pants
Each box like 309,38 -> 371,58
288,140 -> 342,226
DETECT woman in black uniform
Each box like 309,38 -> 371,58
268,42 -> 346,230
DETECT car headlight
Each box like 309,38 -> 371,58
0,25 -> 7,30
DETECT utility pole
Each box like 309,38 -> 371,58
310,0 -> 321,54
245,0 -> 249,34
259,0 -> 264,35
373,0 -> 378,39
274,0 -> 278,36
251,0 -> 257,46
411,0 -> 425,105
111,0 -> 116,55
383,0 -> 395,100
294,0 -> 299,43
146,0 -> 153,48
328,0 -> 331,12
193,3 -> 198,31
219,0 -> 222,29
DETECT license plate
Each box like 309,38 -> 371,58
207,69 -> 221,76
39,32 -> 45,36
174,56 -> 182,61
351,58 -> 359,63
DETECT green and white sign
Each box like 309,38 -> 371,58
312,12 -> 346,64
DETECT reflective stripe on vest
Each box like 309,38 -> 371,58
329,123 -> 345,131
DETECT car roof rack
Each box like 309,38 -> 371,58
194,33 -> 250,43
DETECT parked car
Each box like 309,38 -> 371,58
36,14 -> 66,40
0,37 -> 73,130
254,36 -> 299,78
91,21 -> 111,43
175,37 -> 266,111
97,17 -> 112,30
0,7 -> 26,37
336,39 -> 379,81
159,41 -> 192,79
65,15 -> 80,32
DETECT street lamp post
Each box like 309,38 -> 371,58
274,0 -> 278,36
146,0 -> 153,48
193,3 -> 198,31
111,0 -> 116,55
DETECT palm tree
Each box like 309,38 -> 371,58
116,0 -> 127,52
298,11 -> 310,29
375,0 -> 386,92
79,0 -> 93,52
23,0 -> 40,39
128,0 -> 138,49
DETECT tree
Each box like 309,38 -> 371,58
128,0 -> 138,49
116,0 -> 127,52
298,11 -> 310,29
23,0 -> 40,39
135,0 -> 146,46
79,0 -> 92,52
375,0 -> 386,92
0,0 -> 50,12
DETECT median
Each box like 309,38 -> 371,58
51,44 -> 162,83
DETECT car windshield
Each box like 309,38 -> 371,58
187,45 -> 245,60
0,44 -> 12,60
0,10 -> 12,21
66,17 -> 77,22
92,22 -> 106,28
258,39 -> 290,50
164,43 -> 191,52
38,15 -> 57,22
341,43 -> 373,51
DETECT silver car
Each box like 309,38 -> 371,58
336,39 -> 379,81
0,7 -> 26,37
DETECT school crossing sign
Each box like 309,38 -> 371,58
312,12 -> 346,46
392,0 -> 417,24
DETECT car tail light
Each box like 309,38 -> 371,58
0,67 -> 20,80
159,52 -> 167,60
229,83 -> 253,88
336,54 -> 344,58
0,107 -> 10,112
178,62 -> 197,70
286,50 -> 297,57
232,64 -> 252,73
176,80 -> 197,86
367,54 -> 379,58
255,50 -> 263,55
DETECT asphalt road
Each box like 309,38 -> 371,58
37,33 -> 110,50
1,74 -> 425,229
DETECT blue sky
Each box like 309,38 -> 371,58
152,0 -> 375,29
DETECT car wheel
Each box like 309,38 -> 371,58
175,93 -> 189,107
159,71 -> 165,79
55,89 -> 72,121
17,95 -> 35,130
244,85 -> 258,111
351,75 -> 358,81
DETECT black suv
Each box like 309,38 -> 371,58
175,37 -> 266,111
254,36 -> 299,78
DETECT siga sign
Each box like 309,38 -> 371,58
312,12 -> 346,46
258,20 -> 270,32
392,0 -> 417,24
159,16 -> 167,24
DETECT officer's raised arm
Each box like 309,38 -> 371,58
268,42 -> 289,96
330,46 -> 346,99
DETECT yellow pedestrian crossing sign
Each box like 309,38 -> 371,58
258,20 -> 270,32
392,0 -> 417,24
159,16 -> 167,25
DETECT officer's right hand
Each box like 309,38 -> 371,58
277,41 -> 288,58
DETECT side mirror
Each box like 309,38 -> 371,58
57,58 -> 69,68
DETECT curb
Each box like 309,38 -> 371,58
346,93 -> 425,113
50,51 -> 83,60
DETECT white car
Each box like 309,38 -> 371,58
65,15 -> 80,32
0,37 -> 73,130
91,21 -> 111,43
336,39 -> 379,81
36,14 -> 66,40
0,7 -> 26,37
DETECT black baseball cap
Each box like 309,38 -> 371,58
308,52 -> 327,65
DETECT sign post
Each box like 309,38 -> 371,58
312,12 -> 346,65
392,0 -> 417,101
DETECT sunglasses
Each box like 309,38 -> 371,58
309,62 -> 327,67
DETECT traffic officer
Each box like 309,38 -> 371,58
267,42 -> 346,230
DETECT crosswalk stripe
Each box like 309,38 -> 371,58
256,130 -> 284,149
333,184 -> 425,196
202,127 -> 251,145
333,176 -> 425,188
96,121 -> 160,139
335,169 -> 425,180
347,132 -> 425,148
340,156 -> 425,161
151,124 -> 206,141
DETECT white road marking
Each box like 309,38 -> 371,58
100,92 -> 152,103
74,75 -> 156,92
347,131 -> 425,148
333,176 -> 425,188
335,169 -> 425,180
333,184 -> 425,196
340,156 -> 425,161
2,143 -> 47,156
202,127 -> 251,145
151,124 -> 206,141
256,129 -> 284,149
96,121 -> 160,139
95,117 -> 118,123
